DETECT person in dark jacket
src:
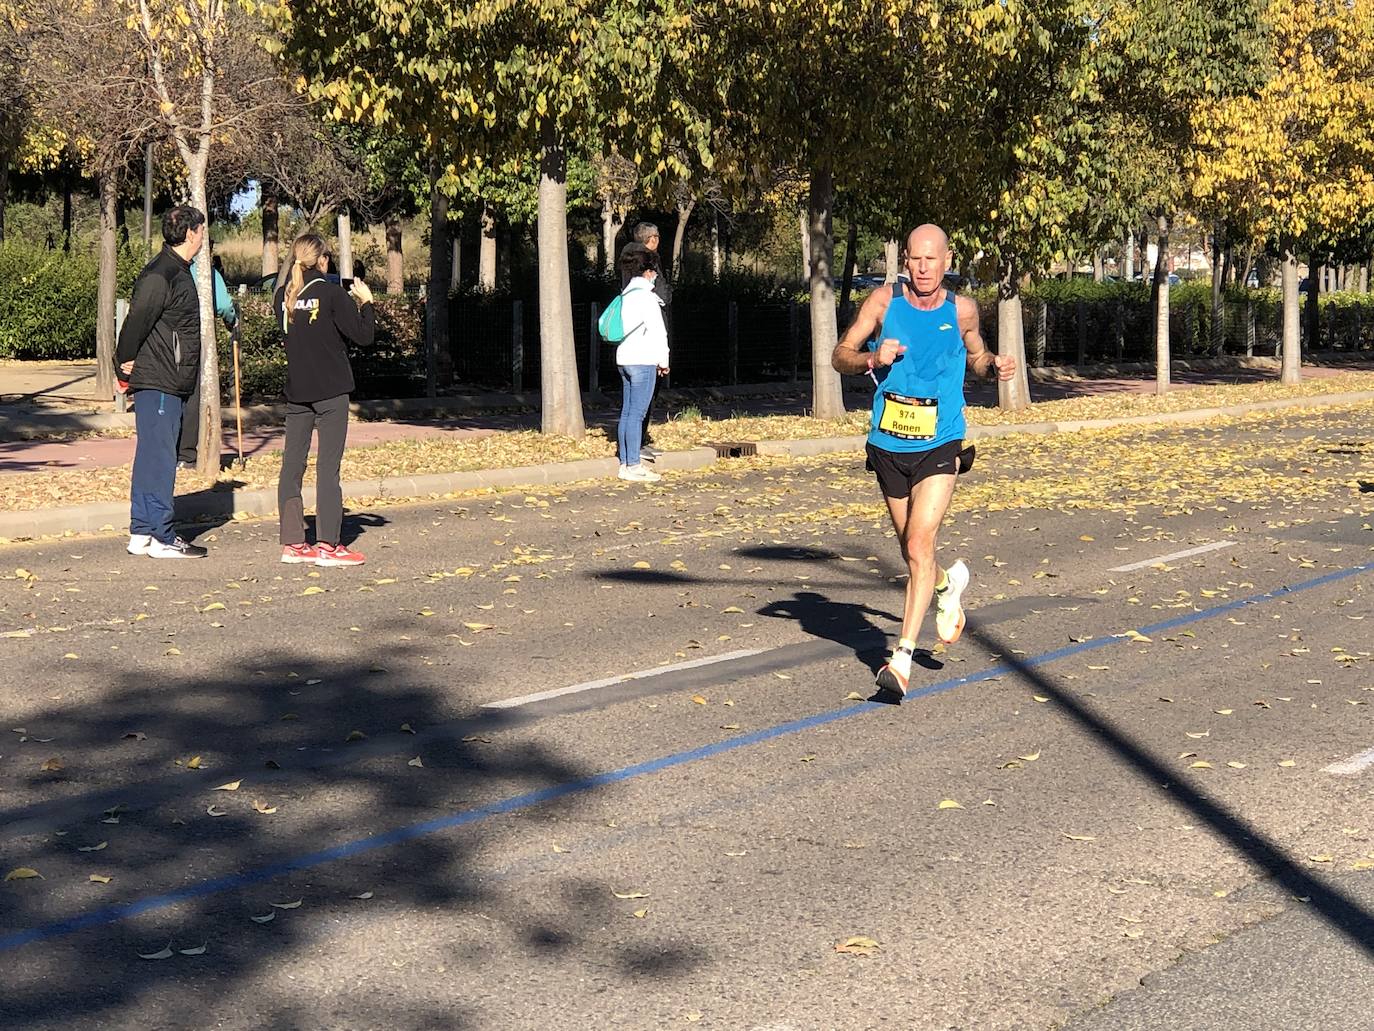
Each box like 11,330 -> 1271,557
272,232 -> 375,567
115,205 -> 209,559
629,222 -> 672,458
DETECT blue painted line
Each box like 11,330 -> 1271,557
3,559 -> 1371,953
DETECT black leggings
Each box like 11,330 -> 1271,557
278,393 -> 349,546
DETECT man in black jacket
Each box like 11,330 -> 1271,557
115,205 -> 209,559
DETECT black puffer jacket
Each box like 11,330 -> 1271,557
115,246 -> 201,396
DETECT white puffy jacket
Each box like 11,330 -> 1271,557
614,277 -> 669,368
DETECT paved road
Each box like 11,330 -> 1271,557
1,406 -> 1371,1029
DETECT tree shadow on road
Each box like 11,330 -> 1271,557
0,625 -> 705,1027
971,622 -> 1374,958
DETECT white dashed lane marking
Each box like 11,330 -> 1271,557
1108,540 -> 1236,572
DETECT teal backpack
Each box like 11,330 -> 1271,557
598,287 -> 642,343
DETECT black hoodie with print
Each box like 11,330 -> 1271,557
271,271 -> 375,404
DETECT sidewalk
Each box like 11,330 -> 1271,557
2,356 -> 1373,544
3,357 -> 1371,473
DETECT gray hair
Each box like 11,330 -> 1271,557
633,222 -> 660,244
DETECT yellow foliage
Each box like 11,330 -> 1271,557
1192,0 -> 1374,244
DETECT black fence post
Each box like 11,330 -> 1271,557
1075,300 -> 1087,366
789,302 -> 800,384
728,300 -> 739,385
589,302 -> 600,393
1113,301 -> 1125,362
511,299 -> 523,394
1034,300 -> 1048,367
1245,301 -> 1255,357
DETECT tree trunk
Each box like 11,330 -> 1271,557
807,166 -> 844,421
479,202 -> 497,292
1304,252 -> 1320,355
96,171 -> 119,401
1092,250 -> 1104,283
1281,249 -> 1300,384
336,208 -> 353,280
536,127 -> 585,437
1122,230 -> 1134,281
711,211 -> 722,278
799,208 -> 810,284
450,234 -> 461,293
426,162 -> 450,398
385,213 -> 403,295
600,197 -> 621,276
61,172 -> 74,253
187,159 -> 220,479
261,193 -> 279,276
883,238 -> 899,283
1153,215 -> 1171,395
672,197 -> 694,279
838,218 -> 858,317
997,256 -> 1031,411
1210,223 -> 1224,357
0,154 -> 8,242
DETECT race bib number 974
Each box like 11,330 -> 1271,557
877,392 -> 937,440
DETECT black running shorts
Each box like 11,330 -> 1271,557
865,440 -> 963,499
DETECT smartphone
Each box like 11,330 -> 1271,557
341,278 -> 354,290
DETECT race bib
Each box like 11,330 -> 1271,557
877,391 -> 937,440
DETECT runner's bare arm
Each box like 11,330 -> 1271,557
957,295 -> 1016,381
831,287 -> 894,375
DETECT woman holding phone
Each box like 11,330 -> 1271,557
272,233 -> 374,566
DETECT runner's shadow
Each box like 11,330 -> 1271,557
758,590 -> 942,675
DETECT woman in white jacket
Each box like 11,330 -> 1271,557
615,246 -> 670,482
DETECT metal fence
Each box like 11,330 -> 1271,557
446,294 -> 1374,393
449,297 -> 815,391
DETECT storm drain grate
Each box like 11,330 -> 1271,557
709,441 -> 758,459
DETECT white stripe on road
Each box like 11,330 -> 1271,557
1323,745 -> 1374,776
481,648 -> 771,709
1108,540 -> 1235,573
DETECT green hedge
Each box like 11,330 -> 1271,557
0,242 -> 141,359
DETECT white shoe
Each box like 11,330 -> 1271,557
618,463 -> 662,483
935,559 -> 969,644
127,534 -> 153,556
148,536 -> 208,559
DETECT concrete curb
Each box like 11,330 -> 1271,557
2,389 -> 1371,542
0,447 -> 721,540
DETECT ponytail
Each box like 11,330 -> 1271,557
282,233 -> 328,330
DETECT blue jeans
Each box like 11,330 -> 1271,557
618,365 -> 658,466
130,389 -> 183,543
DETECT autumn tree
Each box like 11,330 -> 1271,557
267,0 -> 710,437
1099,0 -> 1270,394
1192,0 -> 1374,384
689,1 -> 948,420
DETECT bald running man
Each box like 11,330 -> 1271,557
832,225 -> 1016,701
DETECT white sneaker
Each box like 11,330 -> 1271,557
127,534 -> 153,556
618,463 -> 662,482
148,536 -> 208,559
935,559 -> 969,644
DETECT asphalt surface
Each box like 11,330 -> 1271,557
1,404 -> 1372,1030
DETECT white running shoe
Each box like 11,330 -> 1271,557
127,534 -> 153,556
935,559 -> 969,644
618,463 -> 662,482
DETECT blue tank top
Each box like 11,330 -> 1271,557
866,288 -> 966,453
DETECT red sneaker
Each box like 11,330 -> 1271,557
315,542 -> 365,567
281,543 -> 320,564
